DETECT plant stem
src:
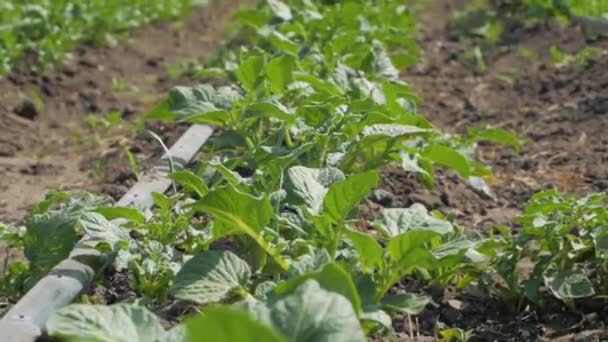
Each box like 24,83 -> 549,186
284,127 -> 295,148
329,223 -> 344,260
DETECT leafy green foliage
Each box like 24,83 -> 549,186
170,250 -> 251,304
241,280 -> 365,342
0,0 -> 199,74
46,303 -> 171,342
5,0 -> 546,340
186,307 -> 285,342
480,191 -> 608,310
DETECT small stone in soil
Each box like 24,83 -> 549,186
370,189 -> 395,207
13,99 -> 39,120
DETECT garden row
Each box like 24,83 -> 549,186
1,0 -> 607,341
0,0 -> 200,74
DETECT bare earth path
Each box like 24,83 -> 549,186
0,0 -> 240,224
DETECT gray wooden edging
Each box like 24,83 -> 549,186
0,124 -> 213,341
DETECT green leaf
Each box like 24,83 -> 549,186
382,293 -> 430,315
340,135 -> 400,173
147,85 -> 238,123
187,307 -> 285,342
544,269 -> 595,300
255,281 -> 278,301
387,231 -> 439,273
344,230 -> 384,270
470,128 -> 521,151
245,280 -> 365,342
196,186 -> 272,238
32,191 -> 69,214
170,250 -> 251,305
288,249 -> 331,277
206,160 -> 253,187
268,31 -> 300,56
246,100 -> 295,124
423,144 -> 470,178
195,186 -> 288,271
267,0 -> 292,21
323,172 -> 380,224
79,212 -> 130,252
376,204 -> 453,237
294,72 -> 341,96
169,170 -> 209,197
24,212 -> 79,276
96,206 -> 145,224
361,124 -> 430,138
46,304 -> 166,342
186,110 -> 232,126
265,55 -> 296,93
237,56 -> 264,93
275,263 -> 362,313
284,166 -> 345,214
235,9 -> 270,29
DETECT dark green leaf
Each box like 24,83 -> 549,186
96,207 -> 145,224
323,172 -> 380,224
169,170 -> 209,197
423,144 -> 470,178
187,307 -> 285,342
344,230 -> 384,270
265,55 -> 296,93
24,212 -> 79,276
170,250 -> 251,304
544,269 -> 595,300
237,56 -> 265,93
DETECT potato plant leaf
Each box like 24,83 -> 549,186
79,212 -> 131,252
344,230 -> 384,270
387,231 -> 440,273
170,250 -> 251,305
96,206 -> 146,224
267,0 -> 293,21
237,56 -> 265,93
168,170 -> 209,197
544,269 -> 595,300
422,144 -> 470,178
46,304 -> 167,342
147,85 -> 238,124
381,293 -> 430,315
244,280 -> 365,342
268,31 -> 300,56
24,212 -> 79,276
265,55 -> 296,93
323,171 -> 380,224
187,307 -> 285,342
288,249 -> 331,277
284,166 -> 345,214
376,204 -> 453,237
274,262 -> 362,313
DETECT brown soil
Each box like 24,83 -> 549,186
378,1 -> 608,232
373,1 -> 608,341
0,0 -> 241,225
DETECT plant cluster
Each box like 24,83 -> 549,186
448,0 -> 607,71
2,0 -> 511,340
0,0 -> 199,74
3,0 -> 606,341
481,190 -> 608,312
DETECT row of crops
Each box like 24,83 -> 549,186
0,0 -> 201,74
1,0 -> 607,340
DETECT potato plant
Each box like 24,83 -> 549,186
3,0 -> 606,341
0,0 -> 198,74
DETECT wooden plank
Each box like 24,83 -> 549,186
0,124 -> 213,341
